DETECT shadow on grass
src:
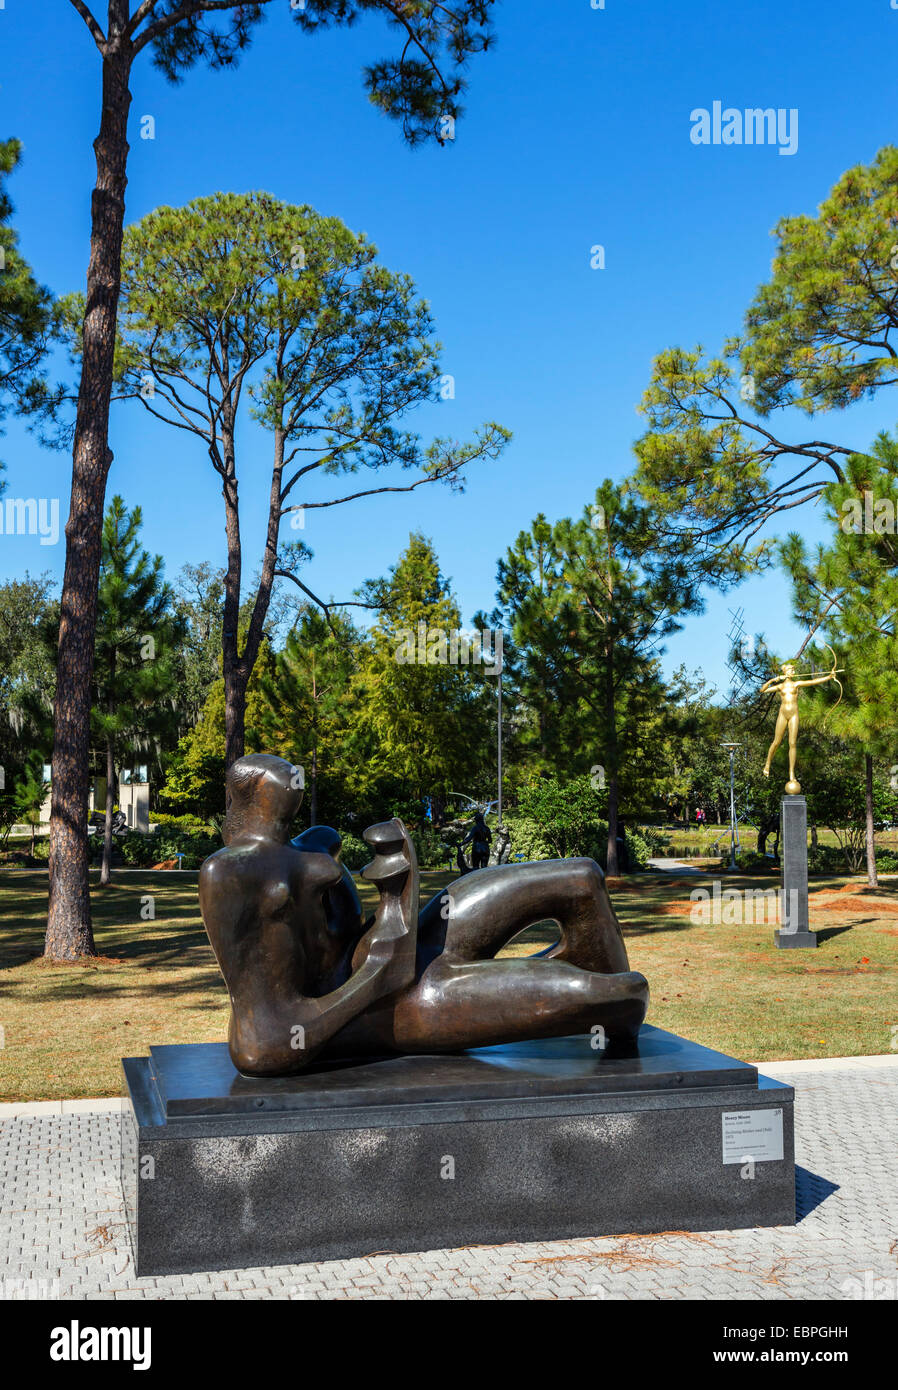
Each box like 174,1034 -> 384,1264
7,968 -> 228,1006
815,925 -> 856,944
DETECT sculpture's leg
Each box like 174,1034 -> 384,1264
764,711 -> 788,775
324,858 -> 646,1058
390,858 -> 646,1049
420,858 -> 631,975
787,713 -> 799,784
391,954 -> 649,1051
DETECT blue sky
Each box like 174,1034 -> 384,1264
1,0 -> 897,695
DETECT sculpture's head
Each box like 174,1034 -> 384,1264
781,662 -> 795,678
223,754 -> 304,846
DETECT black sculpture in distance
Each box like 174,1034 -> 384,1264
199,754 -> 649,1076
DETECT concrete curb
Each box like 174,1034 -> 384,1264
0,1097 -> 123,1118
755,1054 -> 898,1073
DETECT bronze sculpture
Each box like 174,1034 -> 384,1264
200,754 -> 649,1076
761,646 -> 844,794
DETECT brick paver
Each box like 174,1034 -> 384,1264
1,1061 -> 896,1300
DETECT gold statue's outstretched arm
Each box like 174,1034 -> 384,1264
793,671 -> 844,689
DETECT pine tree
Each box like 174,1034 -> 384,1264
92,497 -> 185,885
499,482 -> 702,875
349,534 -> 497,810
48,0 -> 501,959
0,139 -> 61,479
779,431 -> 898,886
253,607 -> 360,826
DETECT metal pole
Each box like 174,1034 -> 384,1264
497,664 -> 503,826
720,742 -> 742,872
729,748 -> 737,870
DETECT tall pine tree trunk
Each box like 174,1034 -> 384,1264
221,422 -> 283,769
100,736 -> 115,887
46,41 -> 133,959
221,416 -> 246,770
865,751 -> 878,888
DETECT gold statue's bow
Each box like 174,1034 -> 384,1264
820,643 -> 843,729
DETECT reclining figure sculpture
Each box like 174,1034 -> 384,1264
200,754 -> 649,1076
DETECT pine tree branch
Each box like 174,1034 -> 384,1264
69,1 -> 107,48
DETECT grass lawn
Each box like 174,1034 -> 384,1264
1,867 -> 896,1101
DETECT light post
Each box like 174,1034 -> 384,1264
497,660 -> 503,827
720,742 -> 742,871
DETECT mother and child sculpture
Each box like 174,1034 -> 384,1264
199,754 -> 649,1077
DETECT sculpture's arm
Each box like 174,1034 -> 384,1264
759,676 -> 783,694
281,944 -> 408,1063
794,671 -> 843,688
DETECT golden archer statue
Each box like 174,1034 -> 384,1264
761,644 -> 844,795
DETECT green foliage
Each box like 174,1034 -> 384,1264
92,496 -> 186,767
102,191 -> 508,518
150,812 -> 212,832
119,827 -> 221,870
500,814 -> 554,863
335,833 -> 370,873
347,533 -> 499,807
252,606 -> 361,827
780,432 -> 898,752
515,776 -> 609,861
0,139 -> 63,473
409,822 -> 453,870
742,146 -> 898,415
172,563 -> 225,730
633,146 -> 898,582
11,754 -> 46,853
807,844 -> 848,875
498,484 -> 702,871
144,2 -> 499,147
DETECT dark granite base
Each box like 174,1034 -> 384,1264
775,929 -> 818,950
121,1026 -> 796,1276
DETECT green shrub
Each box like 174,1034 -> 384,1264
516,775 -> 608,860
501,815 -> 555,863
150,812 -> 211,832
119,832 -> 155,867
720,849 -> 777,873
635,826 -> 672,858
338,832 -> 370,872
807,844 -> 847,874
410,823 -> 454,870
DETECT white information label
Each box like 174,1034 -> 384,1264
722,1108 -> 784,1165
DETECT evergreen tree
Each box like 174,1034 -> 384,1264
349,534 -> 497,811
499,482 -> 702,875
48,1 -> 501,958
253,607 -> 360,827
92,496 -> 185,884
0,139 -> 61,478
635,146 -> 898,587
778,431 -> 898,885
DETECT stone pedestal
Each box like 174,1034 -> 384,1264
776,794 -> 817,949
121,1026 -> 795,1277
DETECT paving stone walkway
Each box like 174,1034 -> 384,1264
1,1059 -> 896,1301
